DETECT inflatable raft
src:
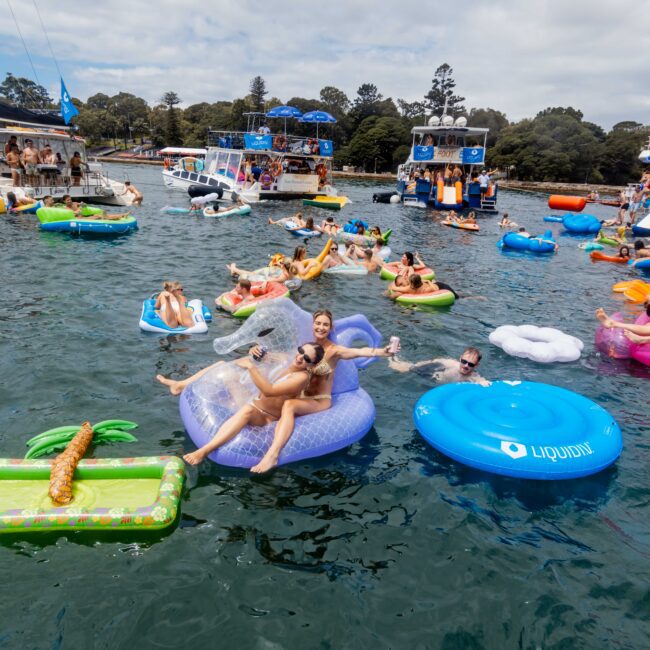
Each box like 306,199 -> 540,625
302,196 -> 349,210
215,281 -> 290,318
441,219 -> 479,232
0,456 -> 184,534
139,298 -> 212,334
394,289 -> 455,307
414,381 -> 622,480
498,230 -> 557,254
203,204 -> 251,217
380,263 -> 435,281
180,299 -> 381,468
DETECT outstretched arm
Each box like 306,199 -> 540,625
334,344 -> 394,360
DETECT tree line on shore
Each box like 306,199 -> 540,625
1,66 -> 648,185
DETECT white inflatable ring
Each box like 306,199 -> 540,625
489,325 -> 583,363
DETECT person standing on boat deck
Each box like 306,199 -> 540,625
4,135 -> 18,156
22,139 -> 40,186
69,151 -> 84,186
121,181 -> 143,206
478,169 -> 490,201
6,144 -> 22,186
444,166 -> 452,186
259,124 -> 270,135
451,165 -> 463,184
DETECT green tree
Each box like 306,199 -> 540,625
248,76 -> 268,112
491,108 -> 604,183
346,116 -> 410,172
319,86 -> 350,116
230,98 -> 251,131
598,125 -> 649,185
397,99 -> 426,120
424,63 -> 465,118
0,73 -> 52,108
468,108 -> 509,148
108,92 -> 150,146
86,92 -> 111,110
161,91 -> 182,146
182,101 -> 232,147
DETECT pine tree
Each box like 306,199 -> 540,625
161,91 -> 182,146
249,76 -> 268,112
424,64 -> 466,118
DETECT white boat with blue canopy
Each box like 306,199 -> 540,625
162,129 -> 337,202
388,116 -> 498,213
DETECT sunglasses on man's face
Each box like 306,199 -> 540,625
460,358 -> 476,368
297,346 -> 314,364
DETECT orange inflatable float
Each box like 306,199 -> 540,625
548,195 -> 587,212
589,251 -> 630,264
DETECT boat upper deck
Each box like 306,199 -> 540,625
207,130 -> 334,158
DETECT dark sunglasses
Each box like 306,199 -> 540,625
331,246 -> 338,251
460,358 -> 476,368
297,346 -> 314,364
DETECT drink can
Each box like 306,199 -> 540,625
254,345 -> 268,362
388,336 -> 400,355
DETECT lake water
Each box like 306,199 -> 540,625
1,164 -> 648,649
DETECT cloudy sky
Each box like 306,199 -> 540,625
1,0 -> 648,130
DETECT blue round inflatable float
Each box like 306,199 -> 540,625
498,229 -> 556,254
413,381 -> 622,480
563,214 -> 600,235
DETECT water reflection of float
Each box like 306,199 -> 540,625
179,299 -> 382,468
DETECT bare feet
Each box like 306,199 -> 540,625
250,451 -> 279,473
183,449 -> 208,465
156,374 -> 185,396
595,308 -> 615,328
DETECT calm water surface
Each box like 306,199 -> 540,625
1,164 -> 648,649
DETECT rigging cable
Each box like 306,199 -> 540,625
32,0 -> 63,79
5,0 -> 42,88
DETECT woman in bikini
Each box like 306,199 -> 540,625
248,310 -> 397,473
155,281 -> 195,329
387,251 -> 427,291
183,342 -> 325,465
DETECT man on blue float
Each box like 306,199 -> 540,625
389,347 -> 490,386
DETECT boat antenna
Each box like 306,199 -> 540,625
5,0 -> 43,93
32,0 -> 63,78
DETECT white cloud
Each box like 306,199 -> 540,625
1,0 -> 648,129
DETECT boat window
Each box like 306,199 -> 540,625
180,171 -> 189,179
173,170 -> 180,177
189,172 -> 198,181
198,175 -> 208,184
208,177 -> 219,187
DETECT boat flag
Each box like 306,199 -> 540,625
60,78 -> 79,124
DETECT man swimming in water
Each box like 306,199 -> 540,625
389,347 -> 490,386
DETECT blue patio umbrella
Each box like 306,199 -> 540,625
266,105 -> 303,136
299,110 -> 337,138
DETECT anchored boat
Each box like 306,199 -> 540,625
0,104 -> 133,207
392,115 -> 498,213
162,129 -> 338,202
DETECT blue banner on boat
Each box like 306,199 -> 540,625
414,146 -> 433,161
59,78 -> 79,125
318,140 -> 333,157
462,147 -> 485,164
244,134 -> 273,150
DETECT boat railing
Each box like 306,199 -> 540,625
207,130 -> 332,156
8,164 -> 113,195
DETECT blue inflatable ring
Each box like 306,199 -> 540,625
413,381 -> 622,480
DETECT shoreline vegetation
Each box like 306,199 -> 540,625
2,66 -> 648,187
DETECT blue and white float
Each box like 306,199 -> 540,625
179,299 -> 381,468
284,220 -> 322,238
498,229 -> 557,254
563,214 -> 601,235
414,381 -> 622,480
139,297 -> 212,334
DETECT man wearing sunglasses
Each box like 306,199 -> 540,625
389,346 -> 489,386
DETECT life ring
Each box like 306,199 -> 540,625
315,163 -> 327,180
163,158 -> 171,169
273,135 -> 287,151
270,161 -> 282,178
